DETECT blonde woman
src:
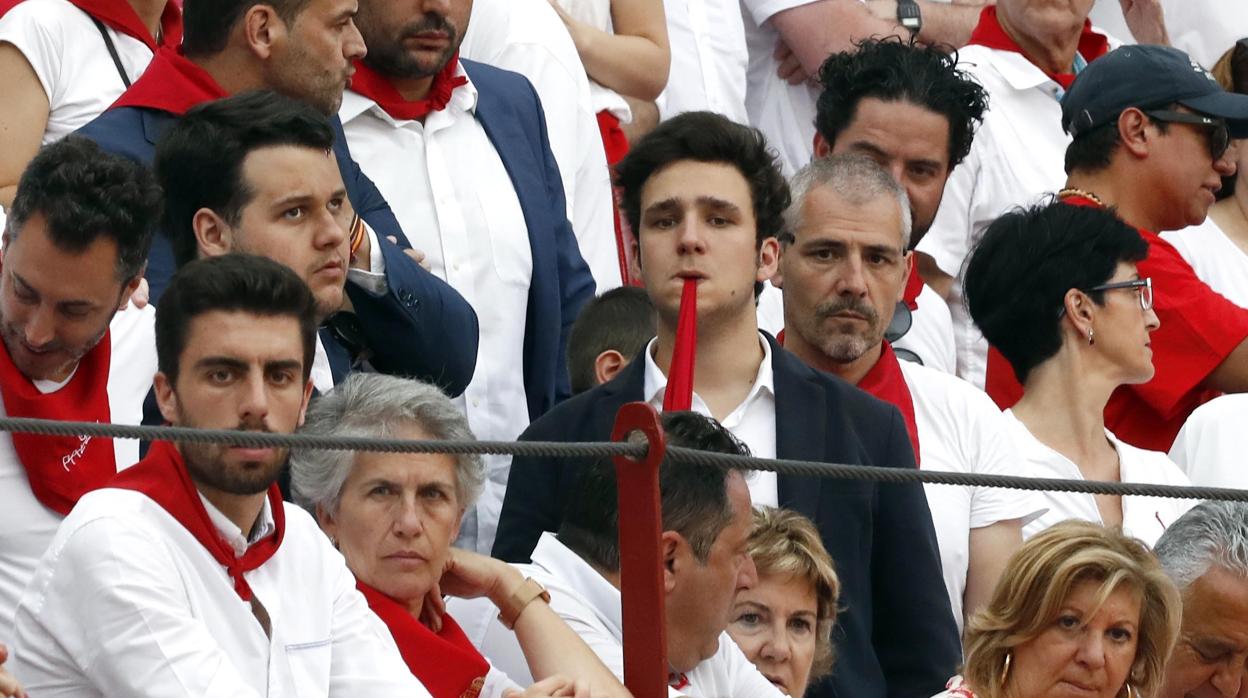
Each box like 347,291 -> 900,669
934,520 -> 1181,698
729,507 -> 839,697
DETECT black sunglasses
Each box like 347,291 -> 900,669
1145,109 -> 1231,161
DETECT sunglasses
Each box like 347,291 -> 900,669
1145,109 -> 1231,161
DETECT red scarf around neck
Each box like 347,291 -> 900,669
967,6 -> 1109,89
357,582 -> 489,698
110,440 -> 285,601
69,0 -> 182,53
349,53 -> 468,121
110,45 -> 227,114
0,332 -> 115,515
663,278 -> 698,411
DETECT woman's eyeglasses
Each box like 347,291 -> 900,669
1087,277 -> 1154,311
1145,110 -> 1231,161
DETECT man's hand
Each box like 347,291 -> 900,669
387,236 -> 432,271
1120,0 -> 1169,45
503,676 -> 591,698
117,277 -> 149,311
0,643 -> 27,698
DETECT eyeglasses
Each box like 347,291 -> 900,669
1145,109 -> 1231,161
1088,277 -> 1154,311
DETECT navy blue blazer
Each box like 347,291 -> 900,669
77,106 -> 479,396
492,334 -> 961,698
461,59 -> 597,417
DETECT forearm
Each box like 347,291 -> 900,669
770,0 -> 896,76
569,25 -> 669,101
964,519 -> 1021,627
918,0 -> 989,47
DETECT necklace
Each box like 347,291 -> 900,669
1057,188 -> 1106,207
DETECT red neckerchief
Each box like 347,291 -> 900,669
349,53 -> 468,121
903,255 -> 923,312
110,45 -> 227,114
0,332 -> 115,515
668,673 -> 691,690
967,6 -> 1109,89
68,0 -> 182,53
110,440 -> 285,601
663,278 -> 698,411
357,582 -> 489,698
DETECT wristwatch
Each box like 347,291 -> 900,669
897,0 -> 922,36
497,577 -> 551,629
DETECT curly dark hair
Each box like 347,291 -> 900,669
6,136 -> 162,282
815,37 -> 988,170
614,110 -> 790,249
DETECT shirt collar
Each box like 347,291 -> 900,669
642,333 -> 774,409
530,532 -> 624,638
198,492 -> 277,557
340,62 -> 478,126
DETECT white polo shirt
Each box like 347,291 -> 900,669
1003,411 -> 1197,547
0,304 -> 155,646
657,0 -> 750,124
1161,217 -> 1248,309
1170,393 -> 1248,490
642,333 -> 778,507
901,361 -> 1041,633
341,70 -> 534,555
0,0 -> 157,144
13,489 -> 425,696
448,533 -> 784,698
460,0 -> 621,290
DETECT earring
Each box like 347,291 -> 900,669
1120,683 -> 1138,698
999,650 -> 1012,685
1088,327 -> 1095,346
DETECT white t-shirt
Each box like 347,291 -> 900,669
1003,411 -> 1196,546
656,0 -> 749,123
0,304 -> 155,645
1170,393 -> 1248,490
448,533 -> 785,698
341,72 -> 534,555
459,0 -> 622,291
1088,0 -> 1248,68
1161,217 -> 1248,309
739,0 -> 820,176
902,361 -> 1041,633
14,489 -> 426,696
0,0 -> 157,144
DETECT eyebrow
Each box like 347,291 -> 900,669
192,357 -> 303,373
271,189 -> 344,210
848,140 -> 942,170
643,196 -> 744,217
12,271 -> 97,311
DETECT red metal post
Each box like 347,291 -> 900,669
611,402 -> 668,698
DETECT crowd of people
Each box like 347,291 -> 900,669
1,0 -> 1248,696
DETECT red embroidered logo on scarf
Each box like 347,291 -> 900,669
0,332 -> 115,515
349,53 -> 468,121
967,6 -> 1109,90
110,440 -> 285,601
110,45 -> 228,114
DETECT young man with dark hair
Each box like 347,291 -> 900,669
155,90 -> 478,394
0,136 -> 161,644
566,286 -> 656,395
495,111 -> 960,698
13,254 -> 429,696
453,411 -> 779,697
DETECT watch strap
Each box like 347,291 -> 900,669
497,577 -> 551,630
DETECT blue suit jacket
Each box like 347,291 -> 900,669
492,334 -> 962,698
459,59 -> 597,418
77,106 -> 479,396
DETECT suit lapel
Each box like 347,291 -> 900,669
319,328 -> 352,385
770,336 -> 826,519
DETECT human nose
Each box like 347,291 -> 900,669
676,218 -> 708,256
1209,660 -> 1247,697
737,554 -> 759,592
317,208 -> 348,250
22,304 -> 55,348
759,622 -> 792,663
238,372 -> 270,422
392,496 -> 424,538
1144,305 -> 1160,332
1074,632 -> 1107,670
344,19 -> 366,61
834,255 -> 868,297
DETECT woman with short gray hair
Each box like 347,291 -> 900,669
291,373 -> 629,698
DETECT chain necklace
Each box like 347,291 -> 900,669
1057,188 -> 1106,207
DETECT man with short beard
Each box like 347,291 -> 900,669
339,0 -> 596,553
12,254 -> 430,696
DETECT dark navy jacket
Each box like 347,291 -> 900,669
492,333 -> 962,698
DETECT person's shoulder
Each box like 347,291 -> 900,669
901,360 -> 1000,415
521,381 -> 621,441
0,0 -> 88,32
776,347 -> 899,422
463,59 -> 539,101
76,105 -> 155,152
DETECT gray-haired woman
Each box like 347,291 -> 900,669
291,373 -> 628,698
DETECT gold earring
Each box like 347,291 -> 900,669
999,651 -> 1012,685
1088,327 -> 1095,345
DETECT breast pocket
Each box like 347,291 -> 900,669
284,638 -> 333,697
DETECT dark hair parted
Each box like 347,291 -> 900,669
614,111 -> 790,249
567,287 -> 656,394
182,0 -> 310,57
7,136 -> 161,282
155,254 -> 318,384
558,412 -> 748,573
964,202 -> 1148,384
815,37 -> 987,170
155,90 -> 337,269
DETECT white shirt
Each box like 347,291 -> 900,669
13,489 -> 426,696
0,304 -> 155,645
1161,217 -> 1248,309
341,71 -> 534,555
554,0 -> 632,122
657,0 -> 750,123
1170,393 -> 1248,490
901,361 -> 1041,633
448,533 -> 784,698
642,333 -> 778,507
0,0 -> 157,144
740,0 -> 820,176
1088,0 -> 1248,68
460,0 -> 622,291
1003,410 -> 1196,546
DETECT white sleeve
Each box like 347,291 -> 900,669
961,390 -> 1044,529
916,125 -> 985,279
0,1 -> 65,103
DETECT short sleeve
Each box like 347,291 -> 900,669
0,0 -> 65,102
739,0 -> 824,26
963,395 -> 1044,529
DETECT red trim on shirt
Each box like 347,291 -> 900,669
110,45 -> 227,114
966,6 -> 1108,89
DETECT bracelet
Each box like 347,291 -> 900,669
497,577 -> 551,630
348,214 -> 365,259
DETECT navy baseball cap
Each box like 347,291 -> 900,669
1061,44 -> 1248,139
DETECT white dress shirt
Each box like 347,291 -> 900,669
0,304 -> 155,646
460,0 -> 622,290
1088,0 -> 1248,68
1170,393 -> 1248,490
341,70 -> 533,555
902,361 -> 1042,632
13,489 -> 425,696
0,0 -> 158,144
657,0 -> 749,123
448,533 -> 784,698
1161,217 -> 1248,309
642,334 -> 778,507
1003,411 -> 1197,547
739,0 -> 820,176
